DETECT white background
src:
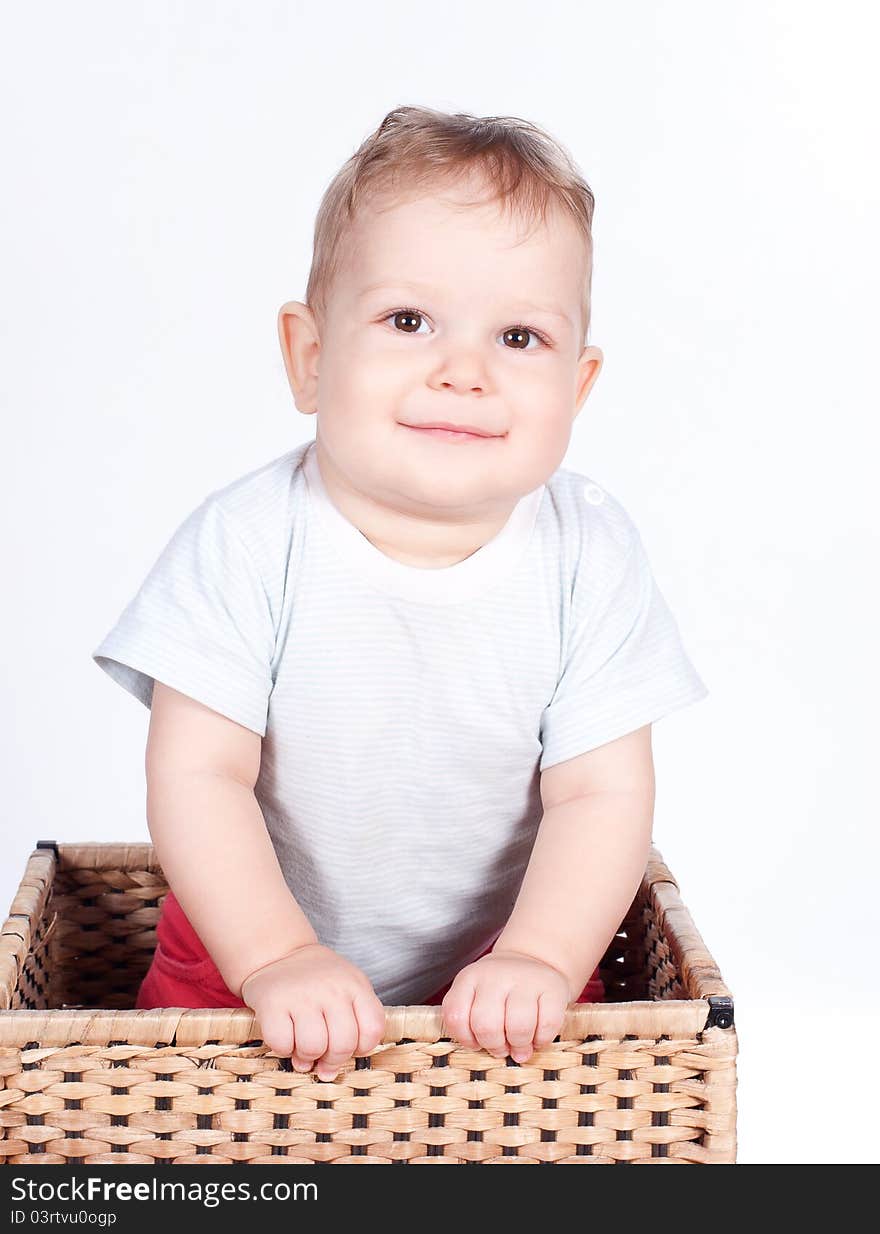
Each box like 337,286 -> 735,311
2,1 -> 878,1164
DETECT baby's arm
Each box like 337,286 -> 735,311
144,681 -> 318,996
493,724 -> 656,994
441,724 -> 656,1062
145,681 -> 387,1078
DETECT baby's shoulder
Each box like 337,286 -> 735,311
195,441 -> 310,585
544,463 -> 640,562
204,442 -> 308,522
198,441 -> 306,533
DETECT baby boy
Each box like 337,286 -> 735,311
93,105 -> 708,1082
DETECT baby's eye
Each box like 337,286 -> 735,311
383,308 -> 548,350
387,308 -> 429,335
501,325 -> 546,351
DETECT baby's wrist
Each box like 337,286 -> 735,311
236,938 -> 322,999
490,936 -> 578,998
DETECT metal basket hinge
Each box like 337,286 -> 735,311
36,840 -> 60,858
705,995 -> 735,1029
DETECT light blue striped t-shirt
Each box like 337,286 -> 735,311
92,438 -> 708,1004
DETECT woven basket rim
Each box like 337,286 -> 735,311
0,999 -> 723,1049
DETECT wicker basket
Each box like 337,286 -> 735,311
0,840 -> 737,1164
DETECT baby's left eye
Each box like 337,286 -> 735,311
502,326 -> 546,351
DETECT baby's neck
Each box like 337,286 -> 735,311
359,535 -> 481,570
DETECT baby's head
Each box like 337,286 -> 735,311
279,105 -> 603,527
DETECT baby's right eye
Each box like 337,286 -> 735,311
383,308 -> 428,335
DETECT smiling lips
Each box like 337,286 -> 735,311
404,421 -> 502,441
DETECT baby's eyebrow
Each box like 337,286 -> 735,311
514,302 -> 573,327
357,280 -> 432,300
357,281 -> 572,327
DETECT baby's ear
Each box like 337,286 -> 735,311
277,300 -> 321,410
573,344 -> 603,414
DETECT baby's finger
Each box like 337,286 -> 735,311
353,992 -> 387,1057
316,1006 -> 360,1080
533,992 -> 566,1051
441,984 -> 479,1049
504,989 -> 539,1062
291,1006 -> 328,1072
469,987 -> 509,1058
256,1008 -> 295,1059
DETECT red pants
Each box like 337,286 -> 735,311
136,889 -> 605,1010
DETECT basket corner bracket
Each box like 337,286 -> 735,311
705,995 -> 735,1030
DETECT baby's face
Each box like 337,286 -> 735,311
284,179 -> 602,524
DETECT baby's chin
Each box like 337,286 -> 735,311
387,466 -> 532,518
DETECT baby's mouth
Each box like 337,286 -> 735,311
401,422 -> 503,442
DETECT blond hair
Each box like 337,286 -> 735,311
305,104 -> 596,346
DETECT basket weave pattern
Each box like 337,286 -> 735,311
0,843 -> 737,1164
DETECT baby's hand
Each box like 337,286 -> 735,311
440,949 -> 573,1064
240,943 -> 387,1082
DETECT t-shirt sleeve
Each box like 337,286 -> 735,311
539,524 -> 709,772
91,497 -> 275,736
